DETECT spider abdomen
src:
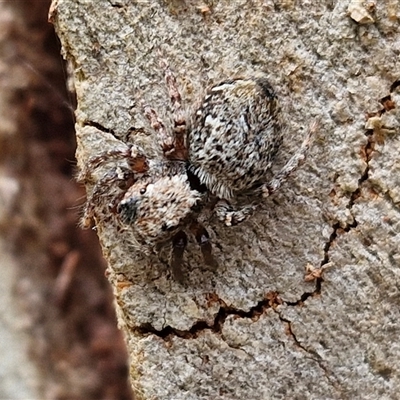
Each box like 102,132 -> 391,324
188,77 -> 283,199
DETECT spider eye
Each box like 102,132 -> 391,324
140,188 -> 146,195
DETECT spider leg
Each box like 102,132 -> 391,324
214,200 -> 256,227
81,168 -> 135,228
142,103 -> 176,156
79,145 -> 148,183
170,230 -> 188,283
159,58 -> 188,160
78,149 -> 128,182
262,120 -> 318,198
189,221 -> 218,269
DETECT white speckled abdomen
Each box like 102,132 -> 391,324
188,77 -> 283,199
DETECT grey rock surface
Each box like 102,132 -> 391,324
53,0 -> 400,398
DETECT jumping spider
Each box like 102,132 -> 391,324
79,59 -> 316,282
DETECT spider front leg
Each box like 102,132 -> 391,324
189,221 -> 218,269
143,59 -> 188,160
142,103 -> 175,157
159,58 -> 188,160
81,167 -> 135,228
78,145 -> 148,183
79,145 -> 148,227
262,120 -> 318,198
170,230 -> 188,283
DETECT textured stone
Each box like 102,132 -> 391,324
53,0 -> 400,398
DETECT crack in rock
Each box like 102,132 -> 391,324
320,118 -> 377,279
133,289 -> 325,341
276,310 -> 342,392
322,87 -> 395,263
134,293 -> 275,340
83,120 -> 117,136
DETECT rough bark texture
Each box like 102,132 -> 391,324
53,0 -> 400,398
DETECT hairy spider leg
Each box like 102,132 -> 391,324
79,146 -> 148,183
170,230 -> 188,283
142,103 -> 176,156
81,168 -> 135,228
214,201 -> 256,227
189,221 -> 218,269
262,120 -> 318,197
80,145 -> 148,228
159,58 -> 188,160
79,149 -> 128,182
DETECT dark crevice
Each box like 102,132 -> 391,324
83,120 -> 117,136
390,79 -> 400,93
278,313 -> 322,360
286,289 -> 319,307
348,133 -> 373,209
346,122 -> 376,208
318,124 -> 376,283
279,88 -> 397,390
107,0 -> 125,8
277,311 -> 340,390
321,222 -> 339,266
321,219 -> 358,265
135,293 -> 278,340
287,97 -> 380,307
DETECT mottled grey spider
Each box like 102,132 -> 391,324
79,59 -> 316,282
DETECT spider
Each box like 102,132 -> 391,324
79,59 -> 316,282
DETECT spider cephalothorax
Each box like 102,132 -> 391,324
118,174 -> 201,243
80,148 -> 213,281
80,59 -> 315,282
